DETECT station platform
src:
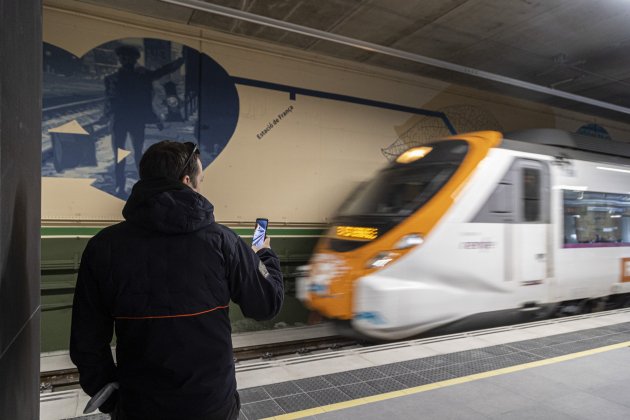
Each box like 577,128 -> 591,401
40,323 -> 340,420
41,310 -> 630,420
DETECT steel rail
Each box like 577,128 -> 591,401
40,335 -> 357,392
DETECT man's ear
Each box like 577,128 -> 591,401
182,175 -> 191,186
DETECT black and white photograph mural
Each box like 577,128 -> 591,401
42,38 -> 239,199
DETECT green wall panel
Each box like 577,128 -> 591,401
41,227 -> 323,352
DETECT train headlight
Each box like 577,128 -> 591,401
366,252 -> 398,268
366,234 -> 423,269
394,233 -> 424,249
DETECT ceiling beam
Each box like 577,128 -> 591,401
159,0 -> 630,116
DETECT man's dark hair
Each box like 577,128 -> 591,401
139,141 -> 200,183
115,45 -> 141,59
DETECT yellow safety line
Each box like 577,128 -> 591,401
264,340 -> 630,419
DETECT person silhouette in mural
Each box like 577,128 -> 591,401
103,45 -> 185,195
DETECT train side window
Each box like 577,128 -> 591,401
471,174 -> 516,223
523,168 -> 541,222
488,182 -> 513,214
563,190 -> 630,247
472,159 -> 549,224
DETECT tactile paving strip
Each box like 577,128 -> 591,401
236,321 -> 630,420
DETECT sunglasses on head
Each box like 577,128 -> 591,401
178,142 -> 199,179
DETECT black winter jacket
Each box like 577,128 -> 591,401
70,178 -> 284,419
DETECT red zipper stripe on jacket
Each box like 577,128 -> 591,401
114,304 -> 230,320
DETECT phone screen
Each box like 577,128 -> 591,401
252,218 -> 268,247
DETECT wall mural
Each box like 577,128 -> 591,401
42,38 -> 239,199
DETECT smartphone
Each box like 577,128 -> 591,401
252,218 -> 268,248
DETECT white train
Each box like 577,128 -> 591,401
298,129 -> 630,340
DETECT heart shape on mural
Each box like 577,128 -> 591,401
42,38 -> 240,199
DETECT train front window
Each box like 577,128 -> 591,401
338,140 -> 469,217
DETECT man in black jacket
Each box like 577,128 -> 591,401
70,141 -> 284,419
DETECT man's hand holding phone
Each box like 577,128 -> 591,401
252,218 -> 270,252
252,236 -> 271,253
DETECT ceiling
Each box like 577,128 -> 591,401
73,0 -> 630,124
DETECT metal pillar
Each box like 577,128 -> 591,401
0,0 -> 42,418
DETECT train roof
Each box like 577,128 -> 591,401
505,128 -> 630,160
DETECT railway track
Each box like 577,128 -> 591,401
40,334 -> 358,392
41,301 -> 630,392
41,98 -> 108,164
43,97 -> 105,119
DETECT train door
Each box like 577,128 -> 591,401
513,160 -> 550,286
473,158 -> 551,306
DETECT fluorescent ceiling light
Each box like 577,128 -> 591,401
553,185 -> 588,191
596,166 -> 630,174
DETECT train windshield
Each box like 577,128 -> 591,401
338,140 -> 469,218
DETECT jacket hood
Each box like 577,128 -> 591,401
122,177 -> 215,234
